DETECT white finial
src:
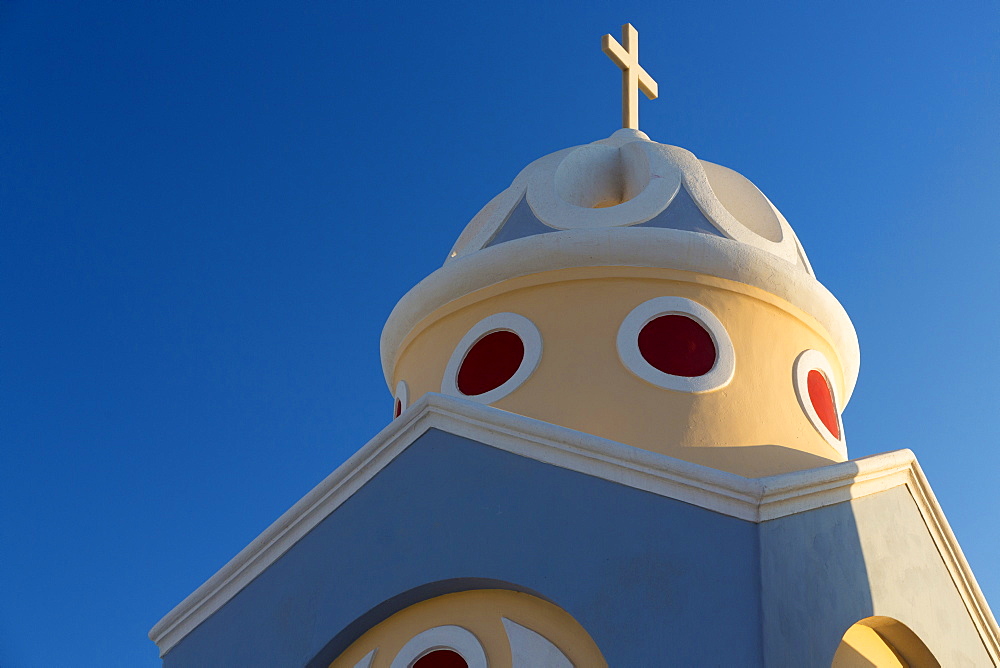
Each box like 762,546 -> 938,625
601,23 -> 658,130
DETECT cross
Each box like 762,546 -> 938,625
601,23 -> 658,130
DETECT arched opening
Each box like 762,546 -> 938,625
831,616 -> 939,668
327,589 -> 605,668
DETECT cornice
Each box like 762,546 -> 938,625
149,394 -> 999,662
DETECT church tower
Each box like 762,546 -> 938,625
150,25 -> 999,667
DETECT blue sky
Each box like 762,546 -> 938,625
2,1 -> 998,665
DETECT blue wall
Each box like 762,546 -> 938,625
162,425 -> 993,666
164,428 -> 763,666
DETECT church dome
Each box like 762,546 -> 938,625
448,128 -> 804,267
384,128 -> 858,400
380,128 -> 859,477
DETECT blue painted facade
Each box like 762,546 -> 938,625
161,427 -> 991,666
165,429 -> 761,666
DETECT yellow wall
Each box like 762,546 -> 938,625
328,589 -> 606,668
392,266 -> 847,478
832,624 -> 908,667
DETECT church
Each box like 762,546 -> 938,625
149,25 -> 1000,667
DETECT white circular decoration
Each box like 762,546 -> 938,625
616,296 -> 735,393
393,380 -> 409,419
700,160 -> 784,243
793,349 -> 846,457
442,313 -> 542,404
389,625 -> 488,668
526,140 -> 682,230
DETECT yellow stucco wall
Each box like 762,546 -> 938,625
328,589 -> 606,668
832,624 -> 908,667
391,266 -> 848,478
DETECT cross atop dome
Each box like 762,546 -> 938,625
602,23 -> 658,130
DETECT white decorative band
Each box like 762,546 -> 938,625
382,228 -> 859,401
389,625 -> 488,668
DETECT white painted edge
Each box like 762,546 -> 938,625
793,350 -> 847,457
441,312 -> 542,405
389,625 -> 487,668
903,461 -> 1000,665
616,296 -> 735,393
380,227 -> 860,403
353,648 -> 376,668
149,394 -> 999,662
394,380 -> 409,418
448,183 -> 527,260
502,617 -> 573,668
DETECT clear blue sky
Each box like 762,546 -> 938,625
2,2 -> 997,665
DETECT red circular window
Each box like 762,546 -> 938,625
412,649 -> 468,668
807,369 -> 840,439
457,330 -> 524,396
393,398 -> 402,419
637,315 -> 716,377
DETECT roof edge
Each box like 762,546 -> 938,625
149,394 -> 998,661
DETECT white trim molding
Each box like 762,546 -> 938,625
441,312 -> 542,404
381,228 -> 860,403
793,349 -> 846,457
389,625 -> 487,668
149,394 -> 1000,663
617,296 -> 735,393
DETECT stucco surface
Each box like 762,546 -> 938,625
483,196 -> 553,248
162,429 -> 762,667
160,429 -> 989,667
327,589 -> 605,668
761,486 -> 991,666
634,185 -> 723,236
393,270 -> 847,476
483,185 -> 724,253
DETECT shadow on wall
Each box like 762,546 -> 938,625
320,586 -> 607,668
760,460 -> 875,666
686,444 -> 839,477
761,461 -> 942,667
306,578 -> 549,668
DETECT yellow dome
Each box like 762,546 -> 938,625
380,130 -> 859,477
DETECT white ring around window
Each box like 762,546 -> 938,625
441,312 -> 542,404
389,625 -> 488,668
616,296 -> 735,393
394,380 -> 409,418
793,349 -> 847,457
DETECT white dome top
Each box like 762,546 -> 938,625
447,128 -> 814,274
